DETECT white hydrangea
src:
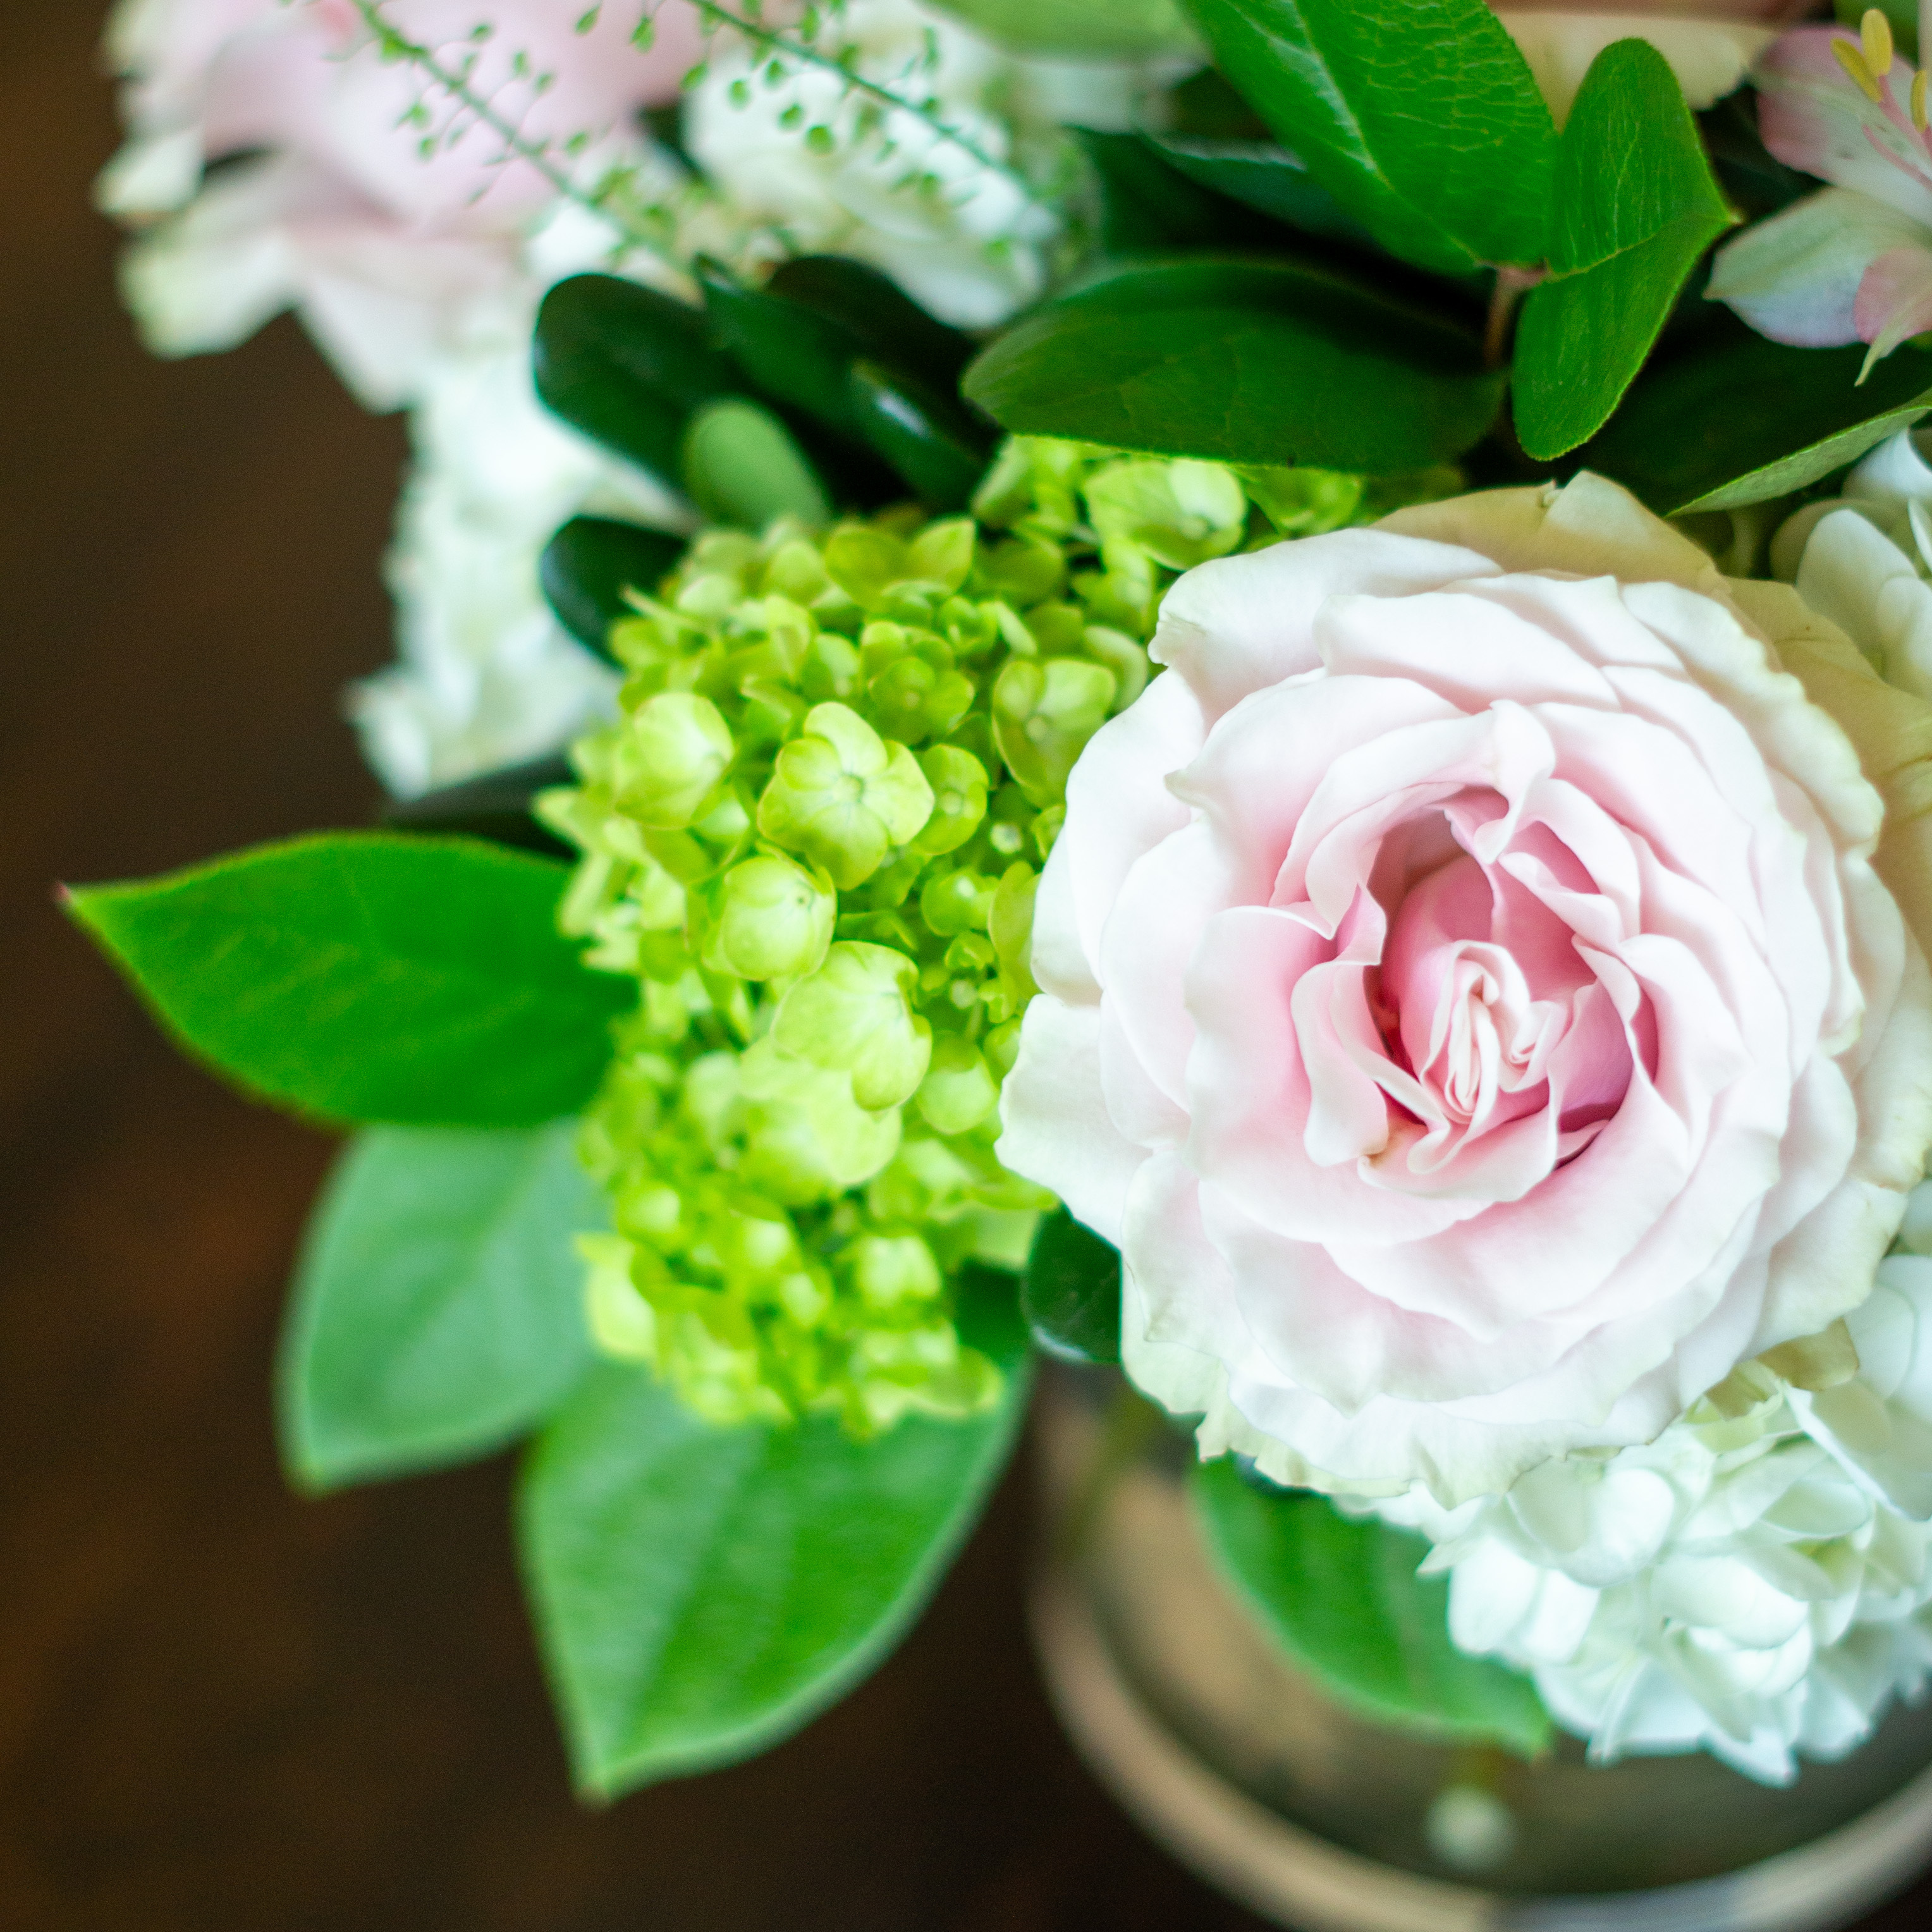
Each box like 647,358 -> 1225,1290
683,0 -> 1175,328
350,312 -> 689,796
1373,1188 -> 1932,1787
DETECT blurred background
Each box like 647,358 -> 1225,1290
4,4 -> 1930,1928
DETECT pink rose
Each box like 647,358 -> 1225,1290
998,476 -> 1932,1506
101,0 -> 705,403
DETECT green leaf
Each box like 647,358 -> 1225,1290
1021,1208 -> 1121,1365
1584,321 -> 1932,514
518,1268 -> 1031,1796
962,259 -> 1501,470
1513,40 -> 1736,461
764,255 -> 974,389
680,397 -> 834,529
534,274 -> 738,483
1075,129 -> 1293,255
1177,0 -> 1555,274
927,0 -> 1197,56
539,516 -> 685,661
1138,130 -> 1367,243
279,1122 -> 602,1491
66,834 -> 634,1128
847,362 -> 991,512
382,754 -> 575,860
1192,1460 -> 1551,1756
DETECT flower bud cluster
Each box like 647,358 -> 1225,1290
545,437 -> 1429,1431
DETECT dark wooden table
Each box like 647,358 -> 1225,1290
4,6 -> 1928,1928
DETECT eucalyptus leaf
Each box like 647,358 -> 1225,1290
539,516 -> 685,661
1192,1460 -> 1552,1756
927,0 -> 1198,56
1584,321 -> 1932,514
66,834 -> 633,1128
279,1122 -> 602,1491
1022,1209 -> 1121,1365
1177,0 -> 1555,274
533,274 -> 737,483
680,397 -> 834,529
962,258 -> 1500,470
518,1268 -> 1031,1796
1513,40 -> 1735,461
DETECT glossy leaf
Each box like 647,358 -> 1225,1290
279,1122 -> 602,1490
539,516 -> 684,661
1177,0 -> 1555,274
1513,40 -> 1735,461
765,255 -> 974,388
847,362 -> 992,511
1022,1209 -> 1121,1365
533,274 -> 737,482
1139,130 -> 1366,243
700,262 -> 871,439
382,754 -> 575,860
1192,1460 -> 1551,1756
680,398 -> 834,529
1076,129 -> 1292,254
66,834 -> 634,1128
518,1268 -> 1032,1796
1585,321 -> 1932,514
927,0 -> 1197,56
963,259 -> 1500,470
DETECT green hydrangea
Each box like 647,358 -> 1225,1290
543,437 -> 1460,1434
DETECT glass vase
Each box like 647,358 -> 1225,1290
1029,1366 -> 1932,1932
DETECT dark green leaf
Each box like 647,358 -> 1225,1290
847,362 -> 992,511
1584,320 -> 1932,514
1513,39 -> 1735,460
1192,1460 -> 1551,1756
279,1122 -> 602,1490
962,258 -> 1501,470
539,516 -> 685,662
679,397 -> 834,529
1139,130 -> 1367,243
518,1269 -> 1032,1795
1075,128 -> 1293,254
66,834 -> 633,1128
699,261 -> 876,440
927,0 -> 1197,56
1022,1209 -> 1120,1365
765,255 -> 974,388
1177,0 -> 1555,274
533,274 -> 737,482
382,754 -> 575,860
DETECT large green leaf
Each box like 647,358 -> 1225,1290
1513,40 -> 1735,461
1139,130 -> 1367,243
1584,322 -> 1932,514
847,362 -> 992,511
1177,0 -> 1555,274
533,274 -> 738,483
1075,129 -> 1294,255
518,1269 -> 1032,1796
928,0 -> 1197,56
962,259 -> 1501,470
1192,1460 -> 1551,1756
66,834 -> 633,1128
279,1122 -> 602,1491
1022,1209 -> 1121,1365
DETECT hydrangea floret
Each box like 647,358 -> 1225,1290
542,439 -> 1454,1434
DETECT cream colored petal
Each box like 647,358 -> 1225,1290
1495,10 -> 1776,123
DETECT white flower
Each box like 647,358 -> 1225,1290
350,323 -> 687,797
683,0 -> 1159,329
1373,1193 -> 1932,1785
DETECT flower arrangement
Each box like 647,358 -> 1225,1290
73,0 -> 1932,1881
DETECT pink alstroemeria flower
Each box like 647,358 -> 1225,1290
1710,9 -> 1932,370
99,0 -> 705,405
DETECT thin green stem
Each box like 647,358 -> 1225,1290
682,0 -> 1043,205
341,0 -> 680,264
